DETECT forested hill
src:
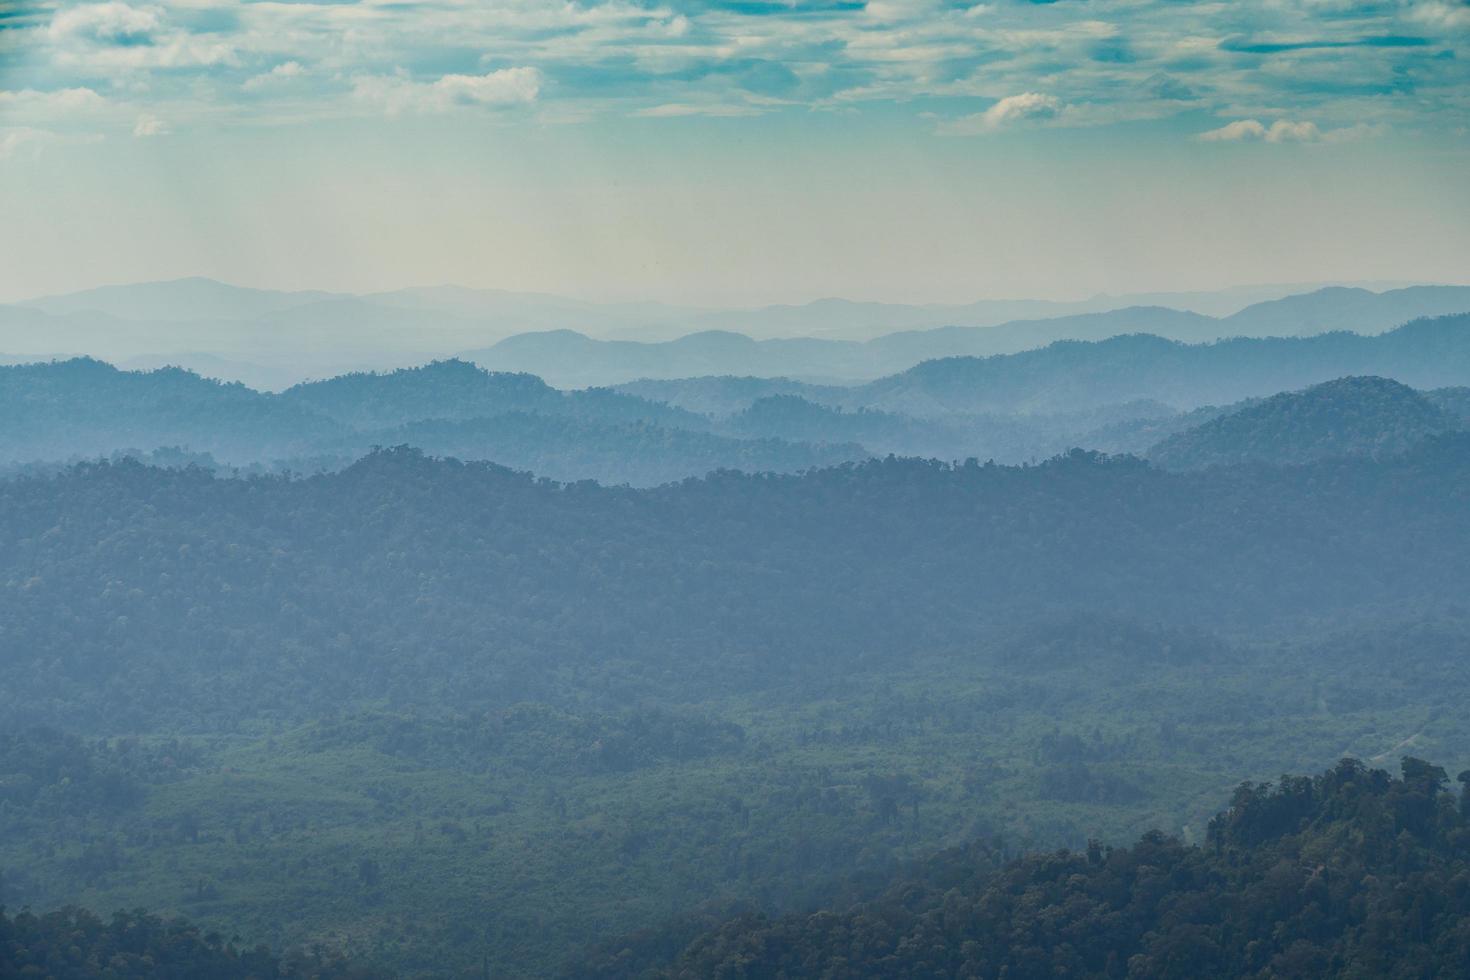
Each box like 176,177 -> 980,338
277,358 -> 706,430
0,358 -> 872,485
595,757 -> 1470,979
4,441 -> 1470,732
0,356 -> 341,461
0,906 -> 384,979
1149,376 -> 1460,470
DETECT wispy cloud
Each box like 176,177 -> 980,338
0,87 -> 107,114
243,61 -> 305,92
353,68 -> 543,117
634,102 -> 764,118
937,92 -> 1063,135
1198,118 -> 1383,143
133,113 -> 168,137
0,127 -> 103,160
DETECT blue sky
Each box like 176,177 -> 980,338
2,0 -> 1468,304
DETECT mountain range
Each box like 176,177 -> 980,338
5,314 -> 1470,485
623,314 -> 1470,418
5,278 -> 1467,389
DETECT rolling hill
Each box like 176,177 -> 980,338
1148,377 -> 1460,470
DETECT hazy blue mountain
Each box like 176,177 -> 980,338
840,314 -> 1470,416
1147,376 -> 1460,470
2,358 -> 875,485
1074,403 -> 1230,456
0,359 -> 736,482
279,358 -> 707,430
469,291 -> 1470,388
466,308 -> 1219,388
725,394 -> 1176,462
17,277 -> 344,321
0,358 -> 342,462
606,376 -> 852,417
118,352 -> 306,392
320,413 -> 864,486
0,303 -> 138,358
679,282 -> 1426,340
367,284 -> 697,333
9,280 -> 1468,390
863,306 -> 1220,364
0,300 -> 455,383
464,329 -> 876,387
1223,285 -> 1470,337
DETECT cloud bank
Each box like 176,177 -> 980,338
2,0 -> 1464,150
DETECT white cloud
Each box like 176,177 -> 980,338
0,87 -> 107,114
133,113 -> 169,137
0,128 -> 57,160
1320,121 -> 1383,143
1199,119 -> 1268,141
46,2 -> 236,73
634,103 -> 763,118
243,61 -> 306,91
937,92 -> 1061,135
48,2 -> 161,44
1264,119 -> 1321,142
1200,119 -> 1278,141
353,67 -> 542,116
1408,1 -> 1470,31
53,36 -> 238,71
1198,118 -> 1380,143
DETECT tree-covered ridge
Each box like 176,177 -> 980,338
593,757 -> 1470,979
316,413 -> 865,487
0,905 -> 383,979
1426,386 -> 1470,423
1148,376 -> 1461,470
0,358 -> 862,485
0,357 -> 342,461
277,359 -> 707,431
726,394 -> 1183,462
4,442 -> 1470,734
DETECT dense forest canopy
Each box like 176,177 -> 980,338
3,440 -> 1470,734
586,757 -> 1470,979
0,905 -> 385,979
5,310 -> 1470,977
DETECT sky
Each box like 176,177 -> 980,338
1,0 -> 1468,306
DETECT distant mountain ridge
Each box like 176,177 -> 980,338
5,279 -> 1466,389
631,314 -> 1470,418
18,277 -> 344,321
463,286 -> 1470,387
7,317 -> 1470,484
